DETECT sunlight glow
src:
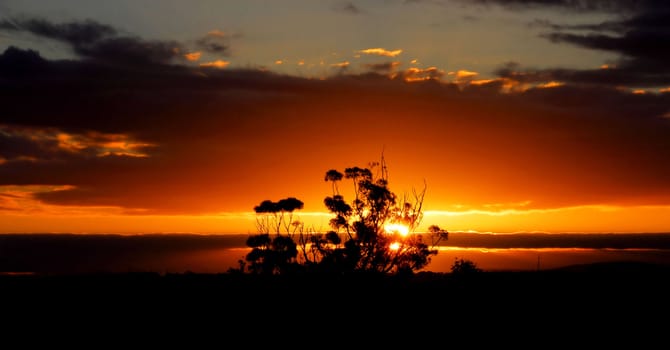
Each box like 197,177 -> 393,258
385,223 -> 410,236
389,242 -> 401,250
200,60 -> 230,68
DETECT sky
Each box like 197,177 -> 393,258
1,0 -> 670,234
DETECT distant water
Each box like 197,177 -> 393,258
2,232 -> 670,274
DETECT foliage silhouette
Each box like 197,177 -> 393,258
451,258 -> 483,275
243,197 -> 304,275
240,155 -> 449,276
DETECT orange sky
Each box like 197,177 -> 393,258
1,2 -> 670,234
1,72 -> 669,234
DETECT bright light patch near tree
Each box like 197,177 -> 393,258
385,223 -> 409,236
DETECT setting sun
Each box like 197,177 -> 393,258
385,223 -> 410,237
2,2 -> 670,332
0,0 -> 669,276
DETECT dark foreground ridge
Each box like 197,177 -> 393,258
3,261 -> 669,305
2,261 -> 668,343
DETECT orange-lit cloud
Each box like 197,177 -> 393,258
3,62 -> 670,221
449,69 -> 482,88
330,61 -> 350,68
199,60 -> 230,68
0,125 -> 155,159
0,185 -> 81,214
2,17 -> 670,234
207,30 -> 226,38
450,69 -> 478,79
396,66 -> 445,81
537,81 -> 564,88
184,52 -> 202,61
357,48 -> 403,57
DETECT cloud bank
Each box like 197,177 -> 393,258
1,16 -> 669,216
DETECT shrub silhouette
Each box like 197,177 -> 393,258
241,197 -> 304,275
241,155 -> 448,275
451,258 -> 482,275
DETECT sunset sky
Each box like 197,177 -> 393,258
1,0 -> 669,234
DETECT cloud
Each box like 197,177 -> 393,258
330,61 -> 350,68
395,66 -> 445,82
403,0 -> 447,6
480,3 -> 670,89
184,52 -> 202,61
542,21 -> 670,62
195,31 -> 230,55
494,61 -> 670,89
0,125 -> 63,161
456,0 -> 670,12
0,124 -> 154,162
207,30 -> 226,38
330,61 -> 350,73
1,18 -> 670,215
363,61 -> 401,73
0,17 -> 116,45
450,69 -> 478,79
0,17 -> 184,65
332,1 -> 363,15
199,59 -> 230,68
357,48 -> 403,57
0,45 -> 48,77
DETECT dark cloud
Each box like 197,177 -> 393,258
403,0 -> 446,6
488,3 -> 670,88
0,17 -> 116,45
195,32 -> 229,55
0,45 -> 47,76
362,61 -> 400,73
77,36 -> 183,65
0,17 -> 184,65
531,11 -> 670,33
0,125 -> 62,161
495,57 -> 670,88
547,34 -> 668,63
458,0 -> 670,12
332,2 -> 363,15
1,18 -> 670,213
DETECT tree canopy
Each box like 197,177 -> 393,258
239,156 -> 448,276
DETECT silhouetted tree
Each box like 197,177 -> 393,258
428,225 -> 449,245
243,154 -> 450,276
299,154 -> 448,275
324,169 -> 343,196
254,197 -> 304,235
245,197 -> 304,275
451,258 -> 482,275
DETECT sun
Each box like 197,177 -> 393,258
384,223 -> 410,236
